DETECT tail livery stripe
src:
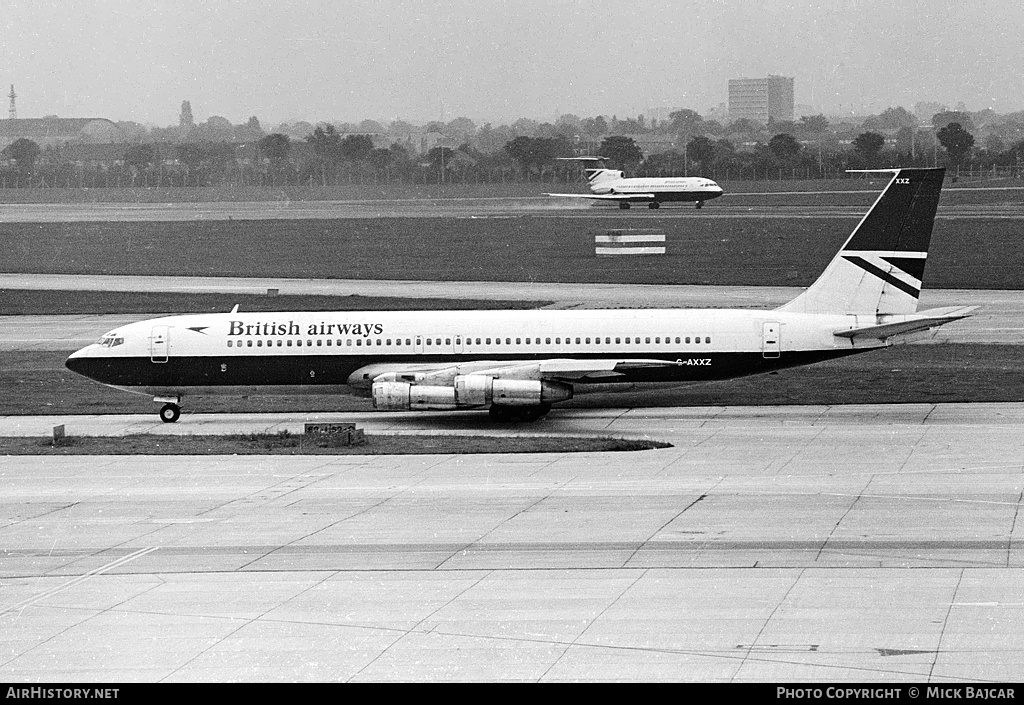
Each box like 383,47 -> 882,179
880,255 -> 927,281
841,255 -> 921,298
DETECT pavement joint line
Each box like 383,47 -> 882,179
0,546 -> 160,617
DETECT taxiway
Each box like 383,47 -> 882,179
2,403 -> 1023,681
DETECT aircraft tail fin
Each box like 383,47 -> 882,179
556,156 -> 620,186
777,168 -> 945,315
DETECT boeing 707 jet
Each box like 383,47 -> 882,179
546,156 -> 724,209
66,168 -> 971,422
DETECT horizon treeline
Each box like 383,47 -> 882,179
2,104 -> 1023,187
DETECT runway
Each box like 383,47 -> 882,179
2,403 -> 1023,681
0,189 -> 1022,222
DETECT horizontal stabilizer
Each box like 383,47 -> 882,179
833,306 -> 977,341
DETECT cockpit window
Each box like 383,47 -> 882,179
97,335 -> 125,348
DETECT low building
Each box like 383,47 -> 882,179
0,117 -> 125,150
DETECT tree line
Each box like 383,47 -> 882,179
1,105 -> 1022,188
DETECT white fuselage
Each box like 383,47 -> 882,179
592,176 -> 723,199
67,306 -> 890,402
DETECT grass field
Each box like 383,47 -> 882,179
0,289 -> 547,315
2,214 -> 1021,288
0,432 -> 667,455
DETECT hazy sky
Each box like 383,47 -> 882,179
2,0 -> 1021,127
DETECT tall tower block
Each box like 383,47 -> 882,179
8,85 -> 16,119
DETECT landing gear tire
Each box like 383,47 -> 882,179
488,404 -> 551,422
648,201 -> 660,209
695,201 -> 703,209
159,403 -> 181,423
618,201 -> 631,210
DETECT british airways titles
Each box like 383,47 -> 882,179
228,320 -> 385,338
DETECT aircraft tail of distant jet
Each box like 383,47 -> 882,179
778,168 -> 943,316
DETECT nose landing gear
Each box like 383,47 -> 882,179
159,404 -> 181,423
155,396 -> 182,423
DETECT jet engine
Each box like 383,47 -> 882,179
372,374 -> 572,411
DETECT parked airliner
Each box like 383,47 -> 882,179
546,156 -> 724,209
66,168 -> 971,423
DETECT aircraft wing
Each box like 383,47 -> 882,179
544,192 -> 656,202
350,357 -> 683,387
832,306 -> 977,341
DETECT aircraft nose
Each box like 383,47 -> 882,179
65,346 -> 102,380
65,351 -> 88,375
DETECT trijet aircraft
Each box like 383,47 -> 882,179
545,156 -> 724,209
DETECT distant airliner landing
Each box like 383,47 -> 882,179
546,156 -> 724,209
66,168 -> 971,423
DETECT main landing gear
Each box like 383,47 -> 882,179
618,201 -> 631,210
647,201 -> 660,209
695,201 -> 704,209
488,404 -> 551,422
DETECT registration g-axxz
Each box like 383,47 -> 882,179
67,168 -> 973,423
